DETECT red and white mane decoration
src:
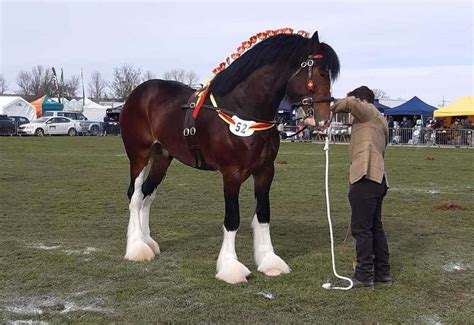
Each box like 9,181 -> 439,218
212,28 -> 310,75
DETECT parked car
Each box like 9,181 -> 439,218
18,116 -> 81,136
0,114 -> 16,135
43,111 -> 102,135
9,116 -> 30,126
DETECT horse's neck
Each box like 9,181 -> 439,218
218,65 -> 295,121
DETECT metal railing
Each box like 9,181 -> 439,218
389,127 -> 472,147
280,126 -> 473,147
0,121 -> 18,136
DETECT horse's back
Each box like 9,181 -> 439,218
121,79 -> 193,117
120,79 -> 195,161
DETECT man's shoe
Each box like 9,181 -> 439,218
351,278 -> 374,288
374,275 -> 392,287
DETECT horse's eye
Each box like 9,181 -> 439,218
319,70 -> 329,78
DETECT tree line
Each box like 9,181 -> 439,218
0,67 -> 389,101
0,64 -> 199,101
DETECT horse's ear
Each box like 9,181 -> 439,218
310,31 -> 320,51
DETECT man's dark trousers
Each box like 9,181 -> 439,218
349,177 -> 390,282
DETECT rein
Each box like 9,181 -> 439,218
279,125 -> 307,140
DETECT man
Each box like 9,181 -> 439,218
331,86 -> 391,288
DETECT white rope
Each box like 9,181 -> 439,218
322,128 -> 353,290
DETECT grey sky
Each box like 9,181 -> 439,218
1,0 -> 473,106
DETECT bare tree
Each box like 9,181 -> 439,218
88,71 -> 108,99
373,88 -> 389,100
142,70 -> 155,82
184,70 -> 199,87
61,75 -> 80,98
0,74 -> 8,94
16,65 -> 55,98
110,63 -> 142,100
163,69 -> 200,86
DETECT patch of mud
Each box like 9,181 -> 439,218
421,315 -> 443,325
63,247 -> 98,256
7,320 -> 49,325
442,262 -> 472,272
4,296 -> 113,316
29,244 -> 61,251
30,243 -> 98,256
434,202 -> 467,211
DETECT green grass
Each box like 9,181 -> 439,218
0,137 -> 473,323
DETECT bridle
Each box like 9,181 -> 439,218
289,54 -> 335,119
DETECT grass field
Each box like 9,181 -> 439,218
0,137 -> 473,323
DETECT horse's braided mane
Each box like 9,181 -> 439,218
209,33 -> 340,96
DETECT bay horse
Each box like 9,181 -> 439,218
120,31 -> 340,284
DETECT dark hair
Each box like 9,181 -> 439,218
209,34 -> 340,96
347,86 -> 375,104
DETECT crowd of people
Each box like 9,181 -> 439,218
277,109 -> 473,146
387,115 -> 473,146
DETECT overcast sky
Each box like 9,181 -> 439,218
0,0 -> 473,106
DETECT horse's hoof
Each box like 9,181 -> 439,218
216,259 -> 251,284
124,240 -> 155,262
257,252 -> 290,276
145,237 -> 161,255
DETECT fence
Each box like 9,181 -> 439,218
0,121 -> 18,136
280,126 -> 473,147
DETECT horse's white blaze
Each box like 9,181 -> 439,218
216,229 -> 251,284
252,215 -> 290,276
139,189 -> 160,254
125,167 -> 155,262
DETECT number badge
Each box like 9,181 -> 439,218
230,116 -> 255,137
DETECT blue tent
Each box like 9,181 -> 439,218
384,96 -> 436,117
278,96 -> 292,113
374,99 -> 390,113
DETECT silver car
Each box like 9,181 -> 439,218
18,116 -> 81,136
43,111 -> 102,135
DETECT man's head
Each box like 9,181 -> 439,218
347,86 -> 375,104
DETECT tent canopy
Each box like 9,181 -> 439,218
0,96 -> 37,121
374,99 -> 390,113
30,95 -> 64,117
384,96 -> 437,117
434,96 -> 474,117
278,96 -> 292,113
82,98 -> 109,121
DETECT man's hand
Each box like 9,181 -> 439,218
303,117 -> 316,127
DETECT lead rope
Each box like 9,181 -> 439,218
322,125 -> 353,290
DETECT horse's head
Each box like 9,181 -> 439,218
286,31 -> 339,127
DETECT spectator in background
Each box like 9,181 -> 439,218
400,117 -> 413,143
450,119 -> 463,145
461,118 -> 471,129
387,116 -> 394,143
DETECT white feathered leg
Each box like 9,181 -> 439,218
252,215 -> 290,276
216,228 -> 251,284
124,168 -> 155,262
139,189 -> 160,254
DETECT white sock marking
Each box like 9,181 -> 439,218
216,228 -> 251,284
252,215 -> 290,276
124,167 -> 155,262
139,189 -> 160,254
